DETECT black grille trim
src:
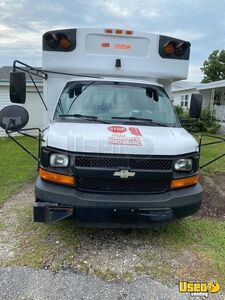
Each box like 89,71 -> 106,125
77,177 -> 170,194
75,156 -> 173,170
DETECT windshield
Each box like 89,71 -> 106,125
54,81 -> 178,126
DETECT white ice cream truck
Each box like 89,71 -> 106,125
0,28 -> 203,227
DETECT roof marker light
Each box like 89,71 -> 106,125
105,29 -> 113,34
115,29 -> 123,34
105,29 -> 133,36
126,30 -> 133,35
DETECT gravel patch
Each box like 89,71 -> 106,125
0,267 -> 194,300
197,173 -> 225,219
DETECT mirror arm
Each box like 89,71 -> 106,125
13,60 -> 102,80
18,128 -> 44,142
13,60 -> 48,80
198,133 -> 225,169
6,131 -> 38,162
12,60 -> 49,112
28,73 -> 48,111
5,127 -> 44,169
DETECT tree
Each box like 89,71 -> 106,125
201,50 -> 225,83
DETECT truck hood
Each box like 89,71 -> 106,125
44,122 -> 198,155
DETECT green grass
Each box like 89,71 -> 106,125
0,222 -> 6,230
194,133 -> 225,173
131,218 -> 225,285
0,136 -> 38,204
161,218 -> 225,268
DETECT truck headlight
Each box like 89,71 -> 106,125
174,158 -> 193,171
50,153 -> 69,167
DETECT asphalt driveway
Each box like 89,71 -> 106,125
0,267 -> 193,300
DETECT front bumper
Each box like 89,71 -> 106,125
35,176 -> 203,226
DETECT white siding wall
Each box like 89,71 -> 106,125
0,84 -> 43,135
199,90 -> 211,106
171,88 -> 197,109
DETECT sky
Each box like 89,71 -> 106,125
0,0 -> 224,82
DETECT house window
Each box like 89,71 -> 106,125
180,95 -> 184,106
184,95 -> 189,107
181,95 -> 188,107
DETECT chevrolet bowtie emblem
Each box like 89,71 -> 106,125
113,169 -> 135,179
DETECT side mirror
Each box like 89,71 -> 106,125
189,94 -> 203,118
0,105 -> 29,132
10,72 -> 26,103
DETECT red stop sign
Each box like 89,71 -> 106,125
108,126 -> 127,133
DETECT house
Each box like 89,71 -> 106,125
171,81 -> 203,109
197,80 -> 225,121
0,66 -> 43,135
171,79 -> 225,122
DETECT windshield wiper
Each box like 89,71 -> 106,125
111,116 -> 169,127
59,114 -> 110,124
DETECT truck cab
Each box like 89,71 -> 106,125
6,28 -> 204,227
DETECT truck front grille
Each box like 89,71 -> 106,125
75,156 -> 172,170
77,177 -> 170,193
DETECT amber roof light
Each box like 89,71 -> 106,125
163,41 -> 176,55
58,33 -> 72,49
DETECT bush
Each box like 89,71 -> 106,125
174,105 -> 189,118
175,105 -> 220,134
175,105 -> 184,116
200,106 -> 220,133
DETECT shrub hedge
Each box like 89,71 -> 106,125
175,105 -> 220,134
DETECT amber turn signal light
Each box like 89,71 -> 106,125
58,33 -> 72,49
39,168 -> 75,185
44,33 -> 72,50
163,41 -> 175,55
170,175 -> 199,189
